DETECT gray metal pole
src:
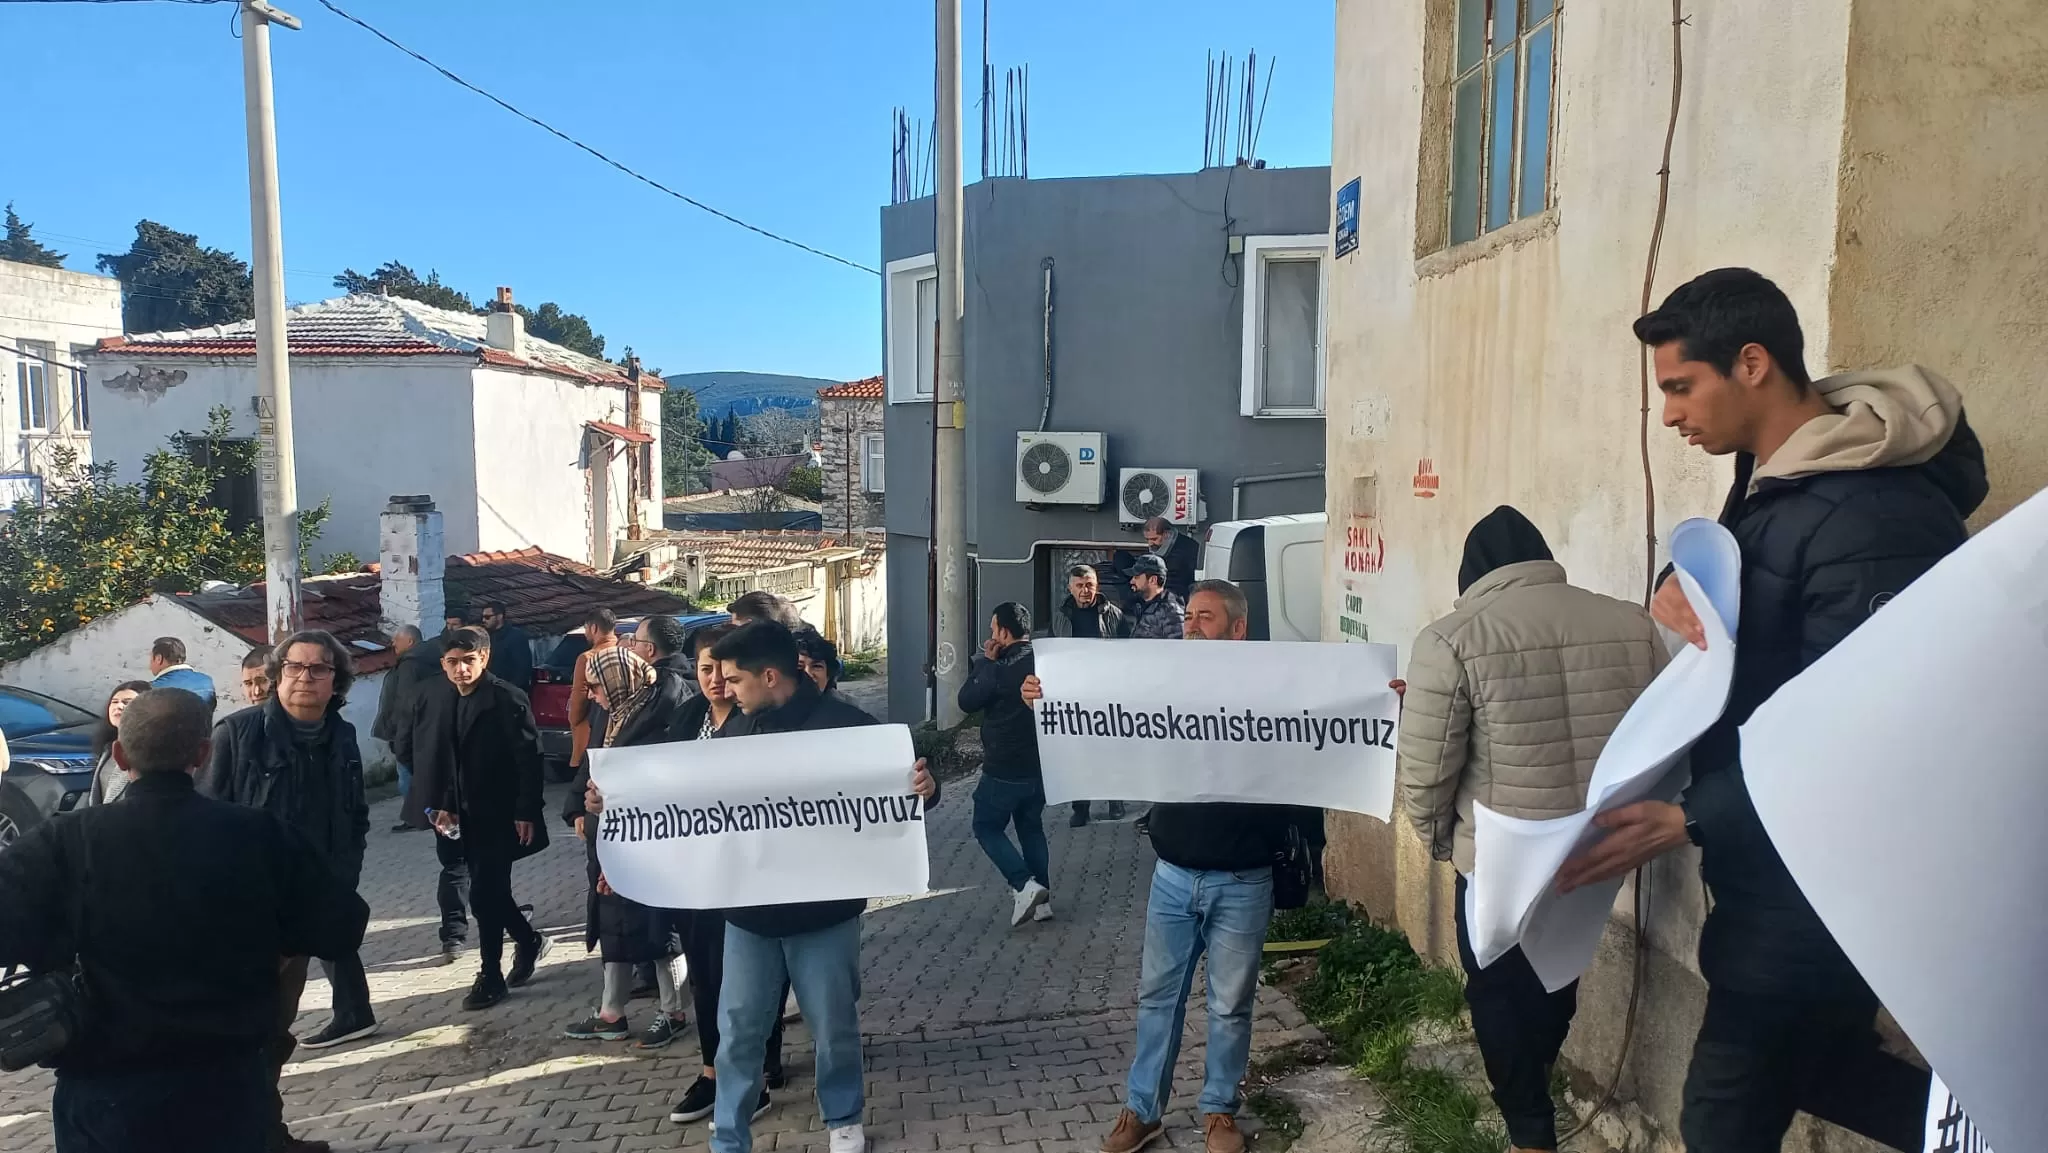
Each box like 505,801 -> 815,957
240,1 -> 303,641
933,0 -> 970,727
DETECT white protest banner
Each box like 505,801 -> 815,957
1032,638 -> 1401,818
1467,517 -> 1740,991
1925,1074 -> 1996,1153
1742,487 -> 2048,1153
589,724 -> 929,909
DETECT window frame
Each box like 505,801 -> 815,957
68,346 -> 91,432
1443,0 -> 1561,249
884,253 -> 939,404
861,432 -> 886,494
1238,234 -> 1330,419
14,340 -> 51,433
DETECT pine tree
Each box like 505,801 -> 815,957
1,203 -> 67,268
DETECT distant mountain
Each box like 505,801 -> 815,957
668,371 -> 842,418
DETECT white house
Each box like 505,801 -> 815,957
83,289 -> 663,568
0,258 -> 123,508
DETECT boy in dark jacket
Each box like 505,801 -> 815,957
1559,268 -> 1980,1153
703,621 -> 938,1153
399,627 -> 551,1012
959,602 -> 1054,925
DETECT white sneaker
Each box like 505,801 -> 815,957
1033,899 -> 1054,922
1011,880 -> 1050,926
828,1122 -> 867,1153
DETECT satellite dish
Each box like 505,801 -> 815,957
725,450 -> 745,461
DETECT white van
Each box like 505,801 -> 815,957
1197,513 -> 1326,641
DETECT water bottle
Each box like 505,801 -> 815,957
424,808 -> 461,840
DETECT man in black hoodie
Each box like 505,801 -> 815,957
700,620 -> 938,1153
1558,268 -> 1982,1153
1024,580 -> 1288,1153
958,602 -> 1053,926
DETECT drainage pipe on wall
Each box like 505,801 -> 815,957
1231,466 -> 1325,521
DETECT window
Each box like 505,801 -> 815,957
862,432 -> 885,494
885,253 -> 939,403
14,341 -> 50,432
186,437 -> 261,531
1239,235 -> 1329,417
1448,0 -> 1558,246
68,346 -> 91,432
637,443 -> 654,500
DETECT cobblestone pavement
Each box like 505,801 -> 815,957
0,758 -> 1315,1152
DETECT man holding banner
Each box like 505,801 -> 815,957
703,621 -> 938,1153
1025,580 -> 1303,1153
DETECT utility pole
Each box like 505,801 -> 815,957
241,0 -> 304,641
933,0 -> 970,727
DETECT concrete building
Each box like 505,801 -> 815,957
0,259 -> 123,508
1322,0 -> 2048,1147
879,166 -> 1331,722
82,290 -> 663,567
817,375 -> 884,533
660,529 -> 888,653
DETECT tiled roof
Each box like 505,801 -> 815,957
92,295 -> 661,390
655,530 -> 885,577
818,375 -> 884,399
586,420 -> 654,445
709,453 -> 805,492
177,547 -> 694,674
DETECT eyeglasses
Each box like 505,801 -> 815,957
280,661 -> 335,681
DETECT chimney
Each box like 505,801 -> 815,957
379,495 -> 446,637
485,286 -> 525,358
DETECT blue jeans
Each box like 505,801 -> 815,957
396,761 -> 412,804
972,775 -> 1050,892
55,1050 -> 269,1152
712,917 -> 864,1151
1125,861 -> 1274,1122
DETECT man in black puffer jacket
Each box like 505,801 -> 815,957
958,602 -> 1053,926
1559,268 -> 1985,1153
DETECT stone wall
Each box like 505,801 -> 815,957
820,394 -> 884,532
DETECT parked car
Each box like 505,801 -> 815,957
0,685 -> 99,848
1197,513 -> 1326,642
530,611 -> 732,780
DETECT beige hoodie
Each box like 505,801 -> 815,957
1749,365 -> 1963,491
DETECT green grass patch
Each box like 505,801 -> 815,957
1286,910 -> 1505,1153
841,647 -> 883,679
1267,900 -> 1356,944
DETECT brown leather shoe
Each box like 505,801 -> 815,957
1099,1108 -> 1164,1153
1203,1113 -> 1245,1153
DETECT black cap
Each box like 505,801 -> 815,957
1129,554 -> 1169,579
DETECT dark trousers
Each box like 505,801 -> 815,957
466,849 -> 538,979
678,909 -> 784,1074
973,775 -> 1050,891
55,1050 -> 270,1153
1679,984 -> 1930,1153
436,830 -> 471,944
318,952 -> 374,1024
1454,874 -> 1577,1150
269,957 -> 310,1148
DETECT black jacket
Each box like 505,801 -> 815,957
1048,596 -> 1124,639
720,681 -> 941,938
372,642 -> 442,745
1684,414 -> 1987,997
1148,801 -> 1294,873
607,654 -> 700,749
0,773 -> 368,1074
485,624 -> 534,689
198,699 -> 370,887
398,674 -> 549,860
958,640 -> 1039,782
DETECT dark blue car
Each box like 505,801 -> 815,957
0,686 -> 99,848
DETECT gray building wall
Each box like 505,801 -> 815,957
881,167 -> 1330,723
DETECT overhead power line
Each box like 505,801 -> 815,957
307,0 -> 880,276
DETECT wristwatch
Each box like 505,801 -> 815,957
1679,798 -> 1703,847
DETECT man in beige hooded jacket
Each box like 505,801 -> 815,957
1397,505 -> 1663,1153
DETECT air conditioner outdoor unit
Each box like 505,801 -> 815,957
1119,468 -> 1200,526
1015,431 -> 1107,505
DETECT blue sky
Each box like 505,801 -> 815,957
2,0 -> 1332,380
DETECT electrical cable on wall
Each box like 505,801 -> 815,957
1560,4 -> 1688,1147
